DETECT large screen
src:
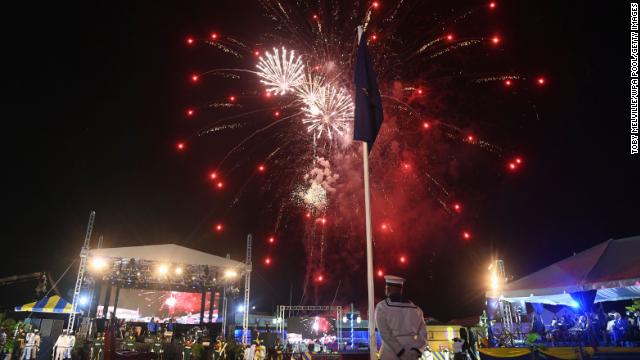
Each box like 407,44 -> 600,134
98,288 -> 219,324
287,316 -> 336,340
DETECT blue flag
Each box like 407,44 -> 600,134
353,32 -> 384,152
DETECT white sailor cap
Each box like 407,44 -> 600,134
384,275 -> 406,286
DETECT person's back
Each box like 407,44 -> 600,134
452,338 -> 465,360
375,275 -> 427,360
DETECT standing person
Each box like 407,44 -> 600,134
243,344 -> 252,360
466,328 -> 479,360
0,327 -> 7,360
148,317 -> 156,336
374,275 -> 428,360
31,329 -> 40,360
246,341 -> 257,360
255,340 -> 266,360
20,329 -> 34,360
65,331 -> 76,359
451,337 -> 465,360
54,330 -> 67,360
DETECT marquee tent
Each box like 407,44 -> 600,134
15,295 -> 74,314
487,235 -> 640,306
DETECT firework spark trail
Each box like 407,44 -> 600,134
477,140 -> 503,153
423,170 -> 450,197
205,41 -> 243,58
225,37 -> 251,50
428,39 -> 482,59
474,75 -> 523,83
413,37 -> 443,56
208,103 -> 241,108
216,110 -> 303,168
196,107 -> 282,137
384,0 -> 406,23
199,68 -> 257,77
200,72 -> 240,79
200,123 -> 246,135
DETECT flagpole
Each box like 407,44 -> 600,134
357,25 -> 377,360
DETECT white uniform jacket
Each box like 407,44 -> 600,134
375,297 -> 428,360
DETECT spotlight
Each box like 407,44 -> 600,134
237,305 -> 245,313
79,295 -> 89,306
158,264 -> 169,275
224,269 -> 238,278
165,297 -> 177,307
90,257 -> 108,272
175,267 -> 183,275
569,300 -> 580,309
490,272 -> 499,290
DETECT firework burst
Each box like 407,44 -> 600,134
180,0 -> 543,306
300,84 -> 354,141
256,47 -> 305,95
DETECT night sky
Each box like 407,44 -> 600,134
1,0 -> 638,321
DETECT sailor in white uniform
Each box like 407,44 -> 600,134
374,275 -> 428,360
54,330 -> 68,360
21,330 -> 34,360
31,329 -> 41,359
65,331 -> 76,359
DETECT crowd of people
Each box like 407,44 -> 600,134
488,309 -> 640,347
528,310 -> 640,346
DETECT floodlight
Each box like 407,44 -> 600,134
158,264 -> 169,275
224,269 -> 238,278
90,257 -> 108,272
490,272 -> 499,290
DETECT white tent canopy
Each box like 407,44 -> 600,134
488,236 -> 640,306
89,244 -> 249,272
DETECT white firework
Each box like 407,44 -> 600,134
296,157 -> 339,211
296,74 -> 325,109
256,47 -> 305,95
300,84 -> 354,140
